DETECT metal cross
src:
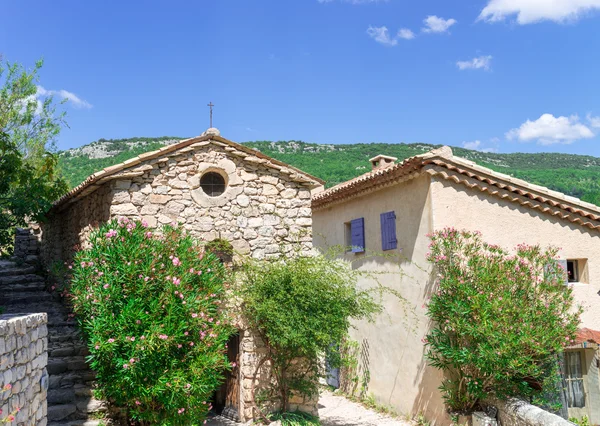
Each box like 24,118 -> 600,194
207,102 -> 214,128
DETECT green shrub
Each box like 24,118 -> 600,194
205,238 -> 234,263
424,228 -> 581,412
238,251 -> 383,414
69,218 -> 234,425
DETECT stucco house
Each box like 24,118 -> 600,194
312,146 -> 600,425
39,128 -> 324,421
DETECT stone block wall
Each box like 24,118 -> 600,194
40,138 -> 319,268
0,313 -> 48,425
238,329 -> 318,422
487,398 -> 575,426
12,227 -> 41,265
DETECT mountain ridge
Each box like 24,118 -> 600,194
57,137 -> 600,206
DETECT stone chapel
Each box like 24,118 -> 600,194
38,127 -> 324,421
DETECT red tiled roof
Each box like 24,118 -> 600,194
311,146 -> 600,233
575,328 -> 600,345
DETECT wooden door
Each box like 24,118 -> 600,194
218,333 -> 240,420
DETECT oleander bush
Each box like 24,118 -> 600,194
69,218 -> 234,425
424,228 -> 581,412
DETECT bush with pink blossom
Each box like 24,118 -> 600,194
69,218 -> 234,425
425,228 -> 581,413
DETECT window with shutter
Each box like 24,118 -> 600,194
350,218 -> 365,253
380,211 -> 397,251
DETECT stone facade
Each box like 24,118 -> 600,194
38,130 -> 324,422
41,131 -> 322,267
239,329 -> 318,421
0,313 -> 48,426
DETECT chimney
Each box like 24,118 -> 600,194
369,155 -> 398,171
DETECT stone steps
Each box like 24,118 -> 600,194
0,265 -> 36,277
0,290 -> 55,304
0,259 -> 105,425
0,273 -> 47,284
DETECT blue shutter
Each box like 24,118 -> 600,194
350,218 -> 365,253
380,211 -> 397,251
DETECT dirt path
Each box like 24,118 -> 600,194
206,391 -> 415,426
319,391 -> 414,426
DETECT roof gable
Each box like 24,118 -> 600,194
312,146 -> 600,233
53,133 -> 324,211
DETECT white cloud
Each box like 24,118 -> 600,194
587,113 -> 600,128
422,15 -> 457,33
37,85 -> 92,109
367,26 -> 398,46
397,28 -> 416,40
456,55 -> 493,71
506,113 -> 595,145
462,140 -> 481,150
479,0 -> 600,24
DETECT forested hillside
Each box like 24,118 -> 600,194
58,137 -> 600,206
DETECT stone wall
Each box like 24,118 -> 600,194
41,137 -> 319,268
238,329 -> 318,422
12,227 -> 41,265
488,398 -> 575,426
0,313 -> 48,425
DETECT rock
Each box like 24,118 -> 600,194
110,203 -> 138,216
149,194 -> 170,205
47,404 -> 76,421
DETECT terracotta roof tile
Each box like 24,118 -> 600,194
312,146 -> 600,233
52,134 -> 324,212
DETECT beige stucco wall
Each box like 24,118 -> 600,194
314,169 -> 600,425
313,174 -> 451,425
430,176 -> 600,330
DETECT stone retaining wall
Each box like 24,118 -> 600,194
0,313 -> 48,425
488,398 -> 575,426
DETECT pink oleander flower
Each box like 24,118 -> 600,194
135,400 -> 141,406
123,363 -> 129,369
145,231 -> 152,239
173,277 -> 181,285
130,358 -> 135,363
172,257 -> 181,266
103,284 -> 109,289
105,229 -> 118,238
95,345 -> 100,350
159,334 -> 169,340
141,220 -> 148,228
108,338 -> 115,343
192,313 -> 198,318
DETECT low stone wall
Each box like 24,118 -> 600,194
0,313 -> 48,425
488,398 -> 575,426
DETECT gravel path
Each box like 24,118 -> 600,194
319,391 -> 414,426
206,391 -> 414,426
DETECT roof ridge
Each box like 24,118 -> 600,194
52,133 -> 324,211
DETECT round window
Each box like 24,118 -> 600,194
200,172 -> 226,197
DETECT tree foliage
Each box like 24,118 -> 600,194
0,59 -> 68,253
60,137 -> 600,207
237,252 -> 383,415
68,219 -> 234,425
424,228 -> 581,412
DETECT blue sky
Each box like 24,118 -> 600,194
2,0 -> 600,155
